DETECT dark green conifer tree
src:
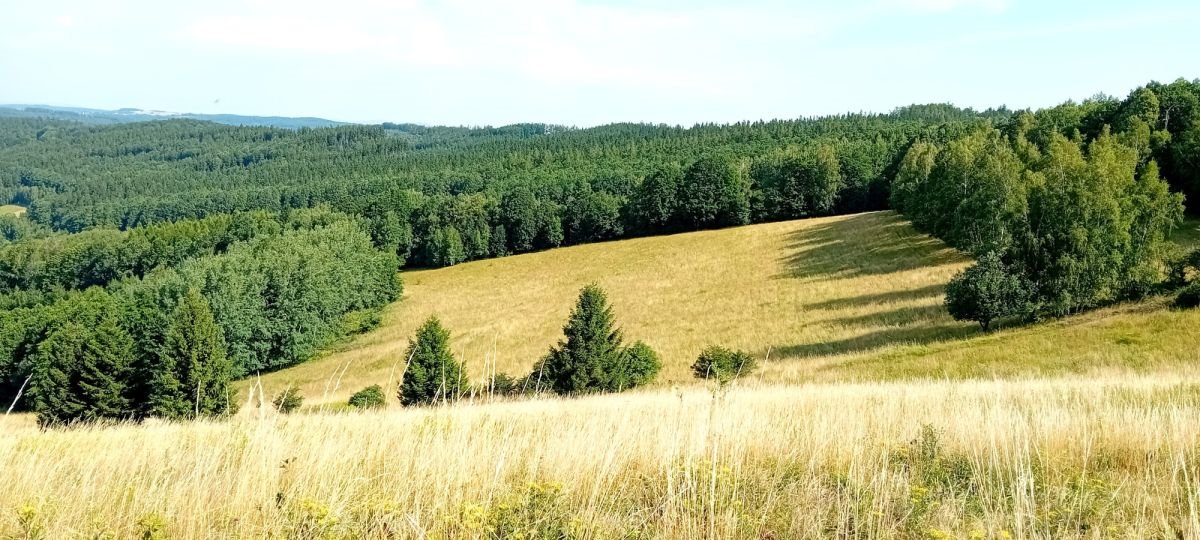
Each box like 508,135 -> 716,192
149,288 -> 232,419
543,285 -> 627,394
399,316 -> 466,406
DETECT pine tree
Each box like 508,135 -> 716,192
543,285 -> 626,394
399,316 -> 466,406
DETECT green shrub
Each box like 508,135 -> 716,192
348,384 -> 386,409
488,372 -> 519,396
691,346 -> 756,382
617,341 -> 661,389
1175,282 -> 1200,308
340,309 -> 383,336
944,252 -> 1030,331
273,386 -> 304,414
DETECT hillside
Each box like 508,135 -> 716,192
255,211 -> 1200,404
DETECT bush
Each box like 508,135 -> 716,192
348,384 -> 386,409
273,386 -> 304,413
692,346 -> 756,383
944,252 -> 1029,331
616,341 -> 661,390
1175,282 -> 1200,308
487,372 -> 519,396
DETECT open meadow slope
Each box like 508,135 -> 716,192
0,204 -> 24,217
255,211 -> 1200,405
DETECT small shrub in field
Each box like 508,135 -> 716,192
618,340 -> 662,389
340,309 -> 383,336
1175,282 -> 1200,308
348,384 -> 386,409
273,386 -> 304,413
692,346 -> 756,382
944,252 -> 1029,331
488,372 -> 518,395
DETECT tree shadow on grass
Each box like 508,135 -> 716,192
776,212 -> 966,280
804,283 -> 946,311
765,322 -> 978,360
824,304 -> 950,328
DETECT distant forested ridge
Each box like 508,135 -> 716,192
0,103 -> 1017,266
1,78 -> 1197,423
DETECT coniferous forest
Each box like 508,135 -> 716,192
1,78 -> 1198,424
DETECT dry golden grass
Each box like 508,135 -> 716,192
6,212 -> 1200,538
255,212 -> 1200,406
3,375 -> 1199,538
0,204 -> 25,217
257,212 -> 974,403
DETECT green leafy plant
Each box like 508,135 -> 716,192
273,386 -> 304,414
348,384 -> 386,409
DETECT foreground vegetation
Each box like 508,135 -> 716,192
3,375 -> 1197,538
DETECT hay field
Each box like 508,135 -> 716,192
256,211 -> 971,402
254,212 -> 1200,405
0,204 -> 25,217
4,375 -> 1199,538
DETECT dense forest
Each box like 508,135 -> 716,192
1,78 -> 1197,424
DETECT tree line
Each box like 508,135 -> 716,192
893,84 -> 1197,328
0,209 -> 400,424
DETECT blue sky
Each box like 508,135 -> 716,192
2,0 -> 1197,127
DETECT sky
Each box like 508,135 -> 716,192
1,0 -> 1198,127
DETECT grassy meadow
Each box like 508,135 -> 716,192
253,211 -> 1200,405
0,204 -> 25,217
5,211 -> 1200,538
4,376 -> 1199,538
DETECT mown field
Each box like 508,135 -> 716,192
253,211 -> 1200,406
0,204 -> 24,217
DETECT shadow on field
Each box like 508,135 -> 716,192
777,212 -> 964,280
825,304 -> 950,328
804,283 -> 945,311
768,323 -> 977,360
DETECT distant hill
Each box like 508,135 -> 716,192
0,104 -> 346,129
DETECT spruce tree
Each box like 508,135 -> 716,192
149,288 -> 232,419
76,315 -> 136,421
543,285 -> 626,394
32,305 -> 136,425
399,316 -> 466,406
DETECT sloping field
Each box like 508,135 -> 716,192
255,212 -> 1200,404
0,204 -> 25,217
